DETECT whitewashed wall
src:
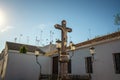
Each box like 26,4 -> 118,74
71,47 -> 90,75
71,39 -> 120,80
4,52 -> 52,80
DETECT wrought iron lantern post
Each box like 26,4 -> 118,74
35,51 -> 42,80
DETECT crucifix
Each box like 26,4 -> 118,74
55,20 -> 72,54
54,20 -> 72,80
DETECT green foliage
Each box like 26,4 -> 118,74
114,13 -> 120,25
20,46 -> 27,54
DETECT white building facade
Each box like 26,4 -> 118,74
69,31 -> 120,80
0,31 -> 120,80
0,42 -> 52,80
5,53 -> 52,80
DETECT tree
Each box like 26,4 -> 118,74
114,13 -> 120,25
20,45 -> 27,54
114,13 -> 120,31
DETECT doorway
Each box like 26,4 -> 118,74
52,56 -> 58,74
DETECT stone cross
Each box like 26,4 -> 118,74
54,20 -> 72,80
54,20 -> 72,55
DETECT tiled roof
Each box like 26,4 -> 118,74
6,42 -> 45,54
76,31 -> 120,47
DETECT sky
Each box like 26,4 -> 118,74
0,0 -> 120,52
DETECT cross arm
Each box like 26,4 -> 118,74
66,27 -> 72,32
54,24 -> 63,30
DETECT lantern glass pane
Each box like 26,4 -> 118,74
69,41 -> 73,47
35,51 -> 40,56
90,49 -> 95,55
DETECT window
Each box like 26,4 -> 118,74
85,57 -> 93,73
113,53 -> 120,74
68,59 -> 71,73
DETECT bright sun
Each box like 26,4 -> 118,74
0,10 -> 5,25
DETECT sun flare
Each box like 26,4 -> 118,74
0,10 -> 5,25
